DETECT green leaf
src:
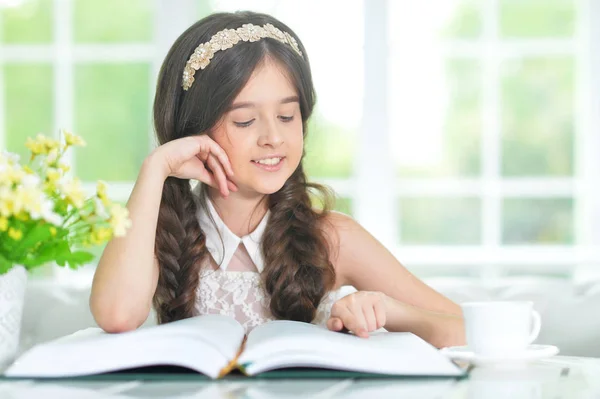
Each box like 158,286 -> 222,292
0,231 -> 13,260
51,240 -> 72,267
0,253 -> 13,275
65,251 -> 94,269
1,225 -> 18,254
15,222 -> 53,254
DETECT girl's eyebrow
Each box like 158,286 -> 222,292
228,95 -> 299,111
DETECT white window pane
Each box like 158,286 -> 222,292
400,197 -> 481,244
74,64 -> 151,181
500,0 -> 576,38
1,0 -> 53,44
389,1 -> 483,178
502,198 -> 574,244
73,0 -> 154,43
501,57 -> 574,177
391,56 -> 482,177
4,64 -> 53,161
390,0 -> 483,41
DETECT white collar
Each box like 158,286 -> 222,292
194,186 -> 270,272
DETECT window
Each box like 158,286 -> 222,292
1,0 -> 154,194
1,0 -> 155,279
1,0 -> 598,281
385,0 -> 599,277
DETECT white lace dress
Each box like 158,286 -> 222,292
195,244 -> 339,333
192,190 -> 340,333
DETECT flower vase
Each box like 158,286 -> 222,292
0,265 -> 27,370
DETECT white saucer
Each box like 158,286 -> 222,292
440,344 -> 559,366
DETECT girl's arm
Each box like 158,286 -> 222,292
325,212 -> 465,347
89,155 -> 165,333
90,136 -> 236,333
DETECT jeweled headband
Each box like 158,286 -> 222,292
182,23 -> 303,91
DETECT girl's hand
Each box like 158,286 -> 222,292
151,135 -> 237,197
326,291 -> 388,338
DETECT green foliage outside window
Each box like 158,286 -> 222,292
1,0 -> 579,246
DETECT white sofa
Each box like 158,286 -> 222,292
19,275 -> 600,357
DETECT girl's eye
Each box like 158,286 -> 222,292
234,116 -> 294,127
234,119 -> 255,128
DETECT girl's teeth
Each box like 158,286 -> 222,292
256,157 -> 281,165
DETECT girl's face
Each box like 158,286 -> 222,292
210,58 -> 304,196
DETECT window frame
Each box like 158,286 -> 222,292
373,0 -> 600,277
1,0 -> 598,282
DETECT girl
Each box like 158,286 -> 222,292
90,10 -> 465,348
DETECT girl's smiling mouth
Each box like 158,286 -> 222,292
251,156 -> 285,171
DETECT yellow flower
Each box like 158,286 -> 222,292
0,151 -> 20,166
49,226 -> 57,237
10,176 -> 45,219
0,199 -> 12,217
25,136 -> 46,156
0,165 -> 25,186
0,173 -> 9,187
58,163 -> 70,173
63,130 -> 86,147
15,211 -> 29,221
0,186 -> 12,216
46,168 -> 61,183
96,180 -> 110,207
43,136 -> 60,152
45,148 -> 60,166
8,227 -> 22,241
25,134 -> 60,157
60,177 -> 85,208
0,217 -> 7,231
12,188 -> 31,216
108,204 -> 131,237
89,226 -> 112,245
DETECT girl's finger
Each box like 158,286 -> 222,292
190,155 -> 236,192
192,138 -> 211,162
362,305 -> 378,332
197,169 -> 219,189
327,317 -> 344,331
209,142 -> 235,177
195,136 -> 235,177
373,298 -> 387,330
227,180 -> 238,192
207,155 -> 230,197
344,305 -> 369,338
184,157 -> 219,189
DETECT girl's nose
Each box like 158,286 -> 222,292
258,121 -> 284,147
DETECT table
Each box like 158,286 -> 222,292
0,356 -> 598,398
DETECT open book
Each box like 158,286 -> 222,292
4,315 -> 465,379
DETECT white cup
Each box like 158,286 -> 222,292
461,301 -> 541,357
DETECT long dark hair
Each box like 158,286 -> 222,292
152,11 -> 336,324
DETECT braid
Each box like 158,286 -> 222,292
262,165 -> 336,322
153,178 -> 207,323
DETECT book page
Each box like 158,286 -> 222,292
239,320 -> 463,377
5,315 -> 245,379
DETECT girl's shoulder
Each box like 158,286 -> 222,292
319,209 -> 361,238
317,210 -> 365,285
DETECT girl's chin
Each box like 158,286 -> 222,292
254,182 -> 287,195
231,180 -> 287,196
250,178 -> 288,195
